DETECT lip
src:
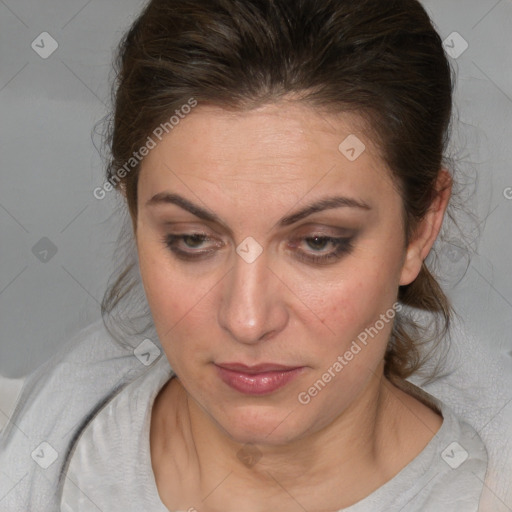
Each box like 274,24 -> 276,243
215,362 -> 305,395
217,362 -> 301,373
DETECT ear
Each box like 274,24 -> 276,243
399,169 -> 452,286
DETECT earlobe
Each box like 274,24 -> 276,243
399,246 -> 422,286
399,169 -> 452,286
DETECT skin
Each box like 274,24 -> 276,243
132,101 -> 451,512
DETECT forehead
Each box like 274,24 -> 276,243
138,102 -> 395,206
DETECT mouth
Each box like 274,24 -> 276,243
215,362 -> 306,395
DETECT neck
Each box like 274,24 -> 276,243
150,364 -> 442,511
191,369 -> 387,479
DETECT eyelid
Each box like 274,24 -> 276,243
162,232 -> 356,267
160,220 -> 226,237
162,233 -> 221,260
288,235 -> 353,252
289,225 -> 357,243
162,223 -> 356,240
165,232 -> 221,246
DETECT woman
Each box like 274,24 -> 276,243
0,0 -> 495,510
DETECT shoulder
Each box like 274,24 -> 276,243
406,316 -> 512,509
0,320 -> 160,511
412,399 -> 488,511
373,377 -> 488,511
60,355 -> 174,511
401,386 -> 488,511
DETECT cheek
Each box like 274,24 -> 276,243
137,240 -> 221,367
139,260 -> 196,374
309,263 -> 400,335
300,254 -> 403,374
137,240 -> 193,334
300,273 -> 397,405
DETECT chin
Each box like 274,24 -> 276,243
213,403 -> 306,447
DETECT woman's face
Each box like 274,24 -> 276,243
136,102 -> 420,446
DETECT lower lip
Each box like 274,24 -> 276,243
215,366 -> 305,395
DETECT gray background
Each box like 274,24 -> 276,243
1,0 -> 511,380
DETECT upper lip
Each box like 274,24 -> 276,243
216,362 -> 302,374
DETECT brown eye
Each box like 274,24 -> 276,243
292,236 -> 354,265
162,233 -> 221,260
182,234 -> 208,248
305,236 -> 331,251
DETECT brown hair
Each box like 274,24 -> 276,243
102,0 -> 456,380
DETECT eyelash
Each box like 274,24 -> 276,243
293,236 -> 354,264
162,233 -> 354,265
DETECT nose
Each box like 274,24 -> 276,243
217,247 -> 288,345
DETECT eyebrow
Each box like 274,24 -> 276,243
146,192 -> 371,228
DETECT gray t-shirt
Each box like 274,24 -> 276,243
60,354 -> 488,512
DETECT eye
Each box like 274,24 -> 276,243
290,235 -> 354,265
162,232 -> 354,265
162,233 -> 222,260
